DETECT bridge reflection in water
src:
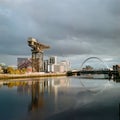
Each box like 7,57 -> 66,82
2,77 -> 120,120
72,70 -> 120,80
71,56 -> 120,80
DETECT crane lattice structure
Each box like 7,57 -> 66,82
28,37 -> 50,72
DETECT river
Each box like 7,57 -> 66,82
0,76 -> 120,120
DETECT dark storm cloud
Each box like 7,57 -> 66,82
0,0 -> 120,57
108,0 -> 120,16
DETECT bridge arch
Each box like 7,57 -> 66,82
80,57 -> 110,70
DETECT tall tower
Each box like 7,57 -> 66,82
28,37 -> 50,72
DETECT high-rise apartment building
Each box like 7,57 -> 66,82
49,56 -> 57,65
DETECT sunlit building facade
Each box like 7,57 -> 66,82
47,56 -> 70,73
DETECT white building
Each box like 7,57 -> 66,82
59,60 -> 71,72
48,64 -> 54,72
44,56 -> 71,73
48,56 -> 58,72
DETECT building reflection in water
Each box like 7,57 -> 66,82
3,77 -> 70,112
29,81 -> 41,111
1,77 -> 120,120
3,77 -> 119,114
27,77 -> 70,112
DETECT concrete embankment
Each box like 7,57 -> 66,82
0,73 -> 67,80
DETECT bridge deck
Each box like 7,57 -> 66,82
72,70 -> 119,75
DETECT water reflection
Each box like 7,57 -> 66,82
28,81 -> 44,111
79,78 -> 115,95
1,77 -> 120,120
3,77 -> 71,112
113,78 -> 120,83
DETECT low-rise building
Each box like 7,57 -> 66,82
17,58 -> 32,72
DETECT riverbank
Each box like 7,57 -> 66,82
0,72 -> 67,80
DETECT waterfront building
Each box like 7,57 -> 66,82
17,58 -> 32,71
54,64 -> 61,73
113,65 -> 120,71
49,56 -> 57,65
59,60 -> 71,72
59,65 -> 65,73
48,64 -> 54,72
48,57 -> 70,73
44,60 -> 49,72
113,65 -> 120,79
48,56 -> 57,72
17,56 -> 70,73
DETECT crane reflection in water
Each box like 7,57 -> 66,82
16,77 -> 70,113
2,77 -> 120,120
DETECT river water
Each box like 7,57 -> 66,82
0,76 -> 120,120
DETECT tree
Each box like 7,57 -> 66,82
7,67 -> 15,74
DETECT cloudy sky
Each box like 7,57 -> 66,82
0,0 -> 120,68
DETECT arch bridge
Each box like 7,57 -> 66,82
72,57 -> 118,79
80,57 -> 110,70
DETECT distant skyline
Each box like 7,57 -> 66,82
0,0 -> 120,68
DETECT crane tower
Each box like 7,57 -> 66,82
28,37 -> 50,72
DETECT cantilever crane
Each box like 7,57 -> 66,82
28,37 -> 50,72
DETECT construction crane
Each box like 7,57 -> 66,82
28,37 -> 50,72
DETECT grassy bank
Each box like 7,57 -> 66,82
0,73 -> 67,80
